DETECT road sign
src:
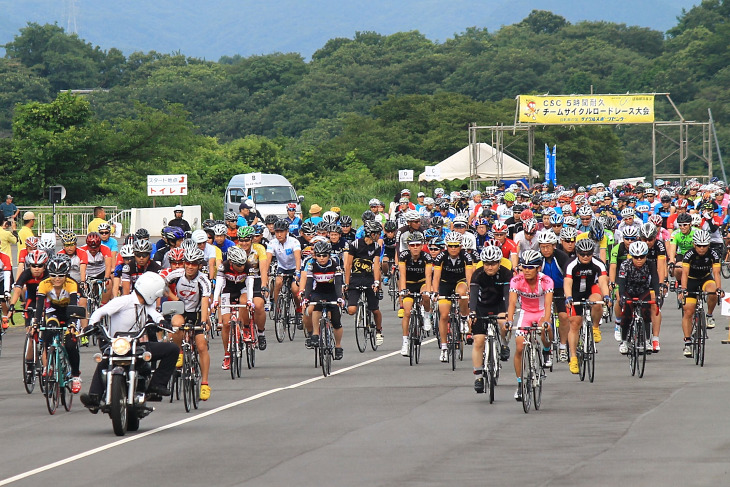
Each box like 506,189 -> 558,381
424,166 -> 441,180
244,172 -> 263,188
147,174 -> 188,196
399,170 -> 414,182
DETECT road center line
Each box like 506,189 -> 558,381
0,338 -> 435,486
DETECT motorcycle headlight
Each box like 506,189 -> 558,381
111,337 -> 131,356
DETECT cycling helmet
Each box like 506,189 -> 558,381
574,195 -> 586,205
444,232 -> 463,245
475,218 -> 490,227
61,232 -> 77,245
184,231 -> 193,240
424,228 -> 439,239
252,224 -> 264,235
620,208 -> 635,218
315,221 -> 329,233
491,222 -> 508,233
560,227 -> 578,240
622,225 -> 639,240
452,215 -> 468,227
364,221 -> 382,235
86,232 -> 101,248
133,239 -> 152,254
536,230 -> 558,245
38,238 -> 55,252
575,239 -> 595,253
26,249 -> 49,266
645,188 -> 657,196
503,192 -> 516,202
202,219 -> 216,229
134,272 -> 166,305
430,216 -> 444,228
589,219 -> 604,241
459,189 -> 470,199
263,215 -> 278,226
135,228 -> 150,240
368,198 -> 379,207
238,226 -> 255,239
181,239 -> 196,251
119,244 -> 134,259
300,221 -> 316,235
184,247 -> 205,264
480,246 -> 503,262
577,206 -> 593,217
339,215 -> 353,227
271,220 -> 288,232
227,246 -> 247,265
520,209 -> 534,221
660,195 -> 672,203
47,256 -> 70,275
322,211 -> 339,224
561,204 -> 573,214
163,226 -> 185,241
25,236 -> 40,250
675,199 -> 689,209
640,222 -> 657,239
122,235 -> 135,246
191,229 -> 208,244
461,234 -> 476,251
523,219 -> 538,233
168,247 -> 185,262
212,224 -> 227,236
97,222 -> 111,232
603,215 -> 618,231
563,216 -> 578,227
405,210 -> 421,222
520,250 -> 543,266
361,210 -> 375,222
327,223 -> 342,234
692,229 -> 711,246
406,231 -> 424,245
648,214 -> 663,227
434,187 -> 445,197
628,241 -> 649,257
512,204 -> 525,214
224,211 -> 237,221
691,213 -> 703,227
312,240 -> 332,255
549,214 -> 564,225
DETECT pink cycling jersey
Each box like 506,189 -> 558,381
509,273 -> 554,315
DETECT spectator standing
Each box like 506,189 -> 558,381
0,195 -> 18,222
0,219 -> 18,257
304,204 -> 323,225
168,205 -> 191,232
17,211 -> 35,253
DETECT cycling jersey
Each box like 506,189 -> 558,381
509,273 -> 553,314
164,268 -> 212,313
100,237 -> 118,252
469,265 -> 512,314
267,237 -> 301,271
682,248 -> 720,281
496,238 -> 518,259
646,239 -> 667,262
303,257 -> 342,297
78,244 -> 111,278
214,261 -> 253,308
14,268 -> 48,302
380,235 -> 397,259
346,238 -> 380,285
284,216 -> 302,236
214,238 -> 236,262
121,260 -> 162,285
433,249 -> 474,284
540,249 -> 570,294
514,232 -> 540,253
245,243 -> 268,278
398,250 -> 432,288
58,248 -> 88,283
36,277 -> 78,308
565,257 -> 607,298
618,259 -> 659,297
610,242 -> 630,267
670,228 -> 696,256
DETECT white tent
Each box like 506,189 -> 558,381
418,143 -> 539,181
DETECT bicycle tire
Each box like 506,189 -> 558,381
183,351 -> 192,412
368,312 -> 378,351
692,313 -> 700,366
324,326 -> 333,377
533,347 -> 543,410
486,336 -> 495,404
228,322 -> 237,380
697,312 -> 706,367
389,273 -> 398,311
637,318 -> 647,378
629,320 -> 638,377
587,326 -> 596,383
61,352 -> 73,412
247,342 -> 256,369
22,334 -> 37,394
578,324 -> 586,382
319,327 -> 327,377
274,293 -> 286,343
722,261 -> 730,279
354,303 -> 367,353
168,370 -> 177,403
287,296 -> 297,341
192,353 -> 200,410
408,312 -> 417,367
414,314 -> 422,365
457,326 -> 464,362
448,315 -> 457,371
521,345 -> 532,413
45,347 -> 60,415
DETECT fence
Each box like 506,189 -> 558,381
17,206 -> 132,237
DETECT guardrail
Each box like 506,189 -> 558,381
16,206 -> 131,237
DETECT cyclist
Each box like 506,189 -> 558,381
112,244 -> 137,297
667,213 -> 695,284
79,232 -> 113,304
190,229 -> 217,280
17,236 -> 40,279
470,246 -> 512,393
267,219 -> 302,318
211,223 -> 235,262
577,219 -> 608,262
236,225 -> 269,350
514,218 -> 540,253
432,232 -> 474,362
213,246 -> 254,370
344,220 -> 384,345
224,211 -> 239,240
558,226 -> 578,258
58,232 -> 89,333
283,203 -> 302,236
680,230 -> 723,355
165,247 -> 212,401
491,222 -> 518,269
301,240 -> 345,358
97,222 -> 118,261
397,231 -> 433,357
505,250 -> 553,401
380,220 -> 398,285
564,239 -> 611,374
617,241 -> 659,354
640,222 -> 667,351
34,256 -> 82,394
121,240 -> 162,295
153,226 -> 184,266
339,216 -> 356,243
537,230 -> 571,363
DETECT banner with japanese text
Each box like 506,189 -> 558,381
519,94 -> 655,125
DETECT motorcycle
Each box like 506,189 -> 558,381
81,301 -> 182,436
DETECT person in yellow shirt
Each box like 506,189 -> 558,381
0,219 -> 18,257
17,211 -> 35,253
87,206 -> 114,235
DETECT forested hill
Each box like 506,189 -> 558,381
0,0 -> 697,60
1,4 -> 729,217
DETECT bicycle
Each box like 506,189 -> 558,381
40,312 -> 83,415
401,291 -> 426,366
686,291 -> 716,368
721,241 -> 730,279
514,322 -> 546,414
231,303 -> 257,369
623,297 -> 655,377
177,320 -> 204,412
225,303 -> 246,379
480,314 -> 503,404
352,286 -> 378,353
387,264 -> 399,311
22,309 -> 44,395
273,273 -> 297,343
85,278 -> 105,346
438,294 -> 469,371
570,300 -> 601,383
0,292 -> 11,356
313,301 -> 339,377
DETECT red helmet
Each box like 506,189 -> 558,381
86,232 -> 102,248
25,236 -> 40,250
168,247 -> 185,262
520,209 -> 534,221
491,222 -> 508,234
26,249 -> 49,266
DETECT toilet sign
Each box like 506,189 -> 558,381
398,170 -> 414,182
147,174 -> 188,196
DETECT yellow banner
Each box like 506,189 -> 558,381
518,94 -> 655,124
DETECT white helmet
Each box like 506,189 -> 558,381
405,210 -> 421,222
461,233 -> 476,251
693,229 -> 711,245
322,211 -> 339,224
563,216 -> 578,227
691,213 -> 702,226
444,232 -> 463,245
536,230 -> 558,245
577,206 -> 593,217
119,244 -> 134,258
628,241 -> 649,257
213,224 -> 227,236
227,246 -> 248,265
620,208 -> 635,218
480,246 -> 503,262
191,229 -> 208,244
560,227 -> 578,240
134,272 -> 166,305
423,197 -> 434,205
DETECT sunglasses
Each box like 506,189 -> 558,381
238,237 -> 252,242
521,264 -> 540,269
99,231 -> 110,235
429,246 -> 443,251
525,231 -> 536,236
483,261 -> 500,266
287,209 -> 295,211
170,260 -> 183,265
633,255 -> 647,259
134,252 -> 150,257
578,252 -> 593,257
408,242 -> 422,247
30,264 -> 45,268
492,232 -> 505,237
315,253 -> 330,258
562,239 -> 576,243
696,244 -> 709,248
679,223 -> 690,227
63,243 -> 76,247
49,274 -> 65,278
447,244 -> 461,248
453,224 -> 467,228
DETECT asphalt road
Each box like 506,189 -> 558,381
1,294 -> 730,486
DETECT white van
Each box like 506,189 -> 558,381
224,173 -> 303,218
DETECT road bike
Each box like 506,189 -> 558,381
176,320 -> 204,412
624,297 -> 655,378
686,291 -> 716,367
570,300 -> 600,383
387,264 -> 399,311
480,314 -> 502,404
313,301 -> 339,377
273,273 -> 297,342
226,303 -> 245,379
515,322 -> 546,414
401,291 -> 426,366
84,278 -> 106,346
439,294 -> 468,371
353,286 -> 378,352
22,311 -> 44,395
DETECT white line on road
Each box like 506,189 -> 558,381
0,338 -> 435,486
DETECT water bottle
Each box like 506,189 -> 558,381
264,298 -> 271,312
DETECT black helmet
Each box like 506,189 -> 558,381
361,210 -> 375,222
315,221 -> 329,233
47,256 -> 70,276
313,241 -> 332,254
273,220 -> 289,232
300,221 -> 316,235
676,213 -> 692,224
339,215 -> 353,226
384,220 -> 398,232
264,214 -> 279,225
135,228 -> 149,240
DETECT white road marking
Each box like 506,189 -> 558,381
0,338 -> 436,485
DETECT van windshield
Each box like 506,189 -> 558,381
251,186 -> 297,204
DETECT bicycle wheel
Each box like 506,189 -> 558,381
587,326 -> 596,383
637,318 -> 647,378
486,336 -> 496,404
414,312 -> 423,365
408,312 -> 418,367
533,347 -> 543,410
722,260 -> 730,279
696,312 -> 706,367
457,324 -> 464,362
324,326 -> 333,377
183,351 -> 192,412
355,303 -> 367,353
45,348 -> 60,415
629,321 -> 637,376
389,273 -> 398,311
274,293 -> 286,343
692,313 -> 700,366
22,334 -> 37,394
228,323 -> 238,380
448,316 -> 458,371
368,312 -> 378,351
287,296 -> 297,341
578,324 -> 587,382
521,345 -> 532,413
61,354 -> 73,412
319,331 -> 327,377
191,353 -> 200,410
168,370 -> 177,403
